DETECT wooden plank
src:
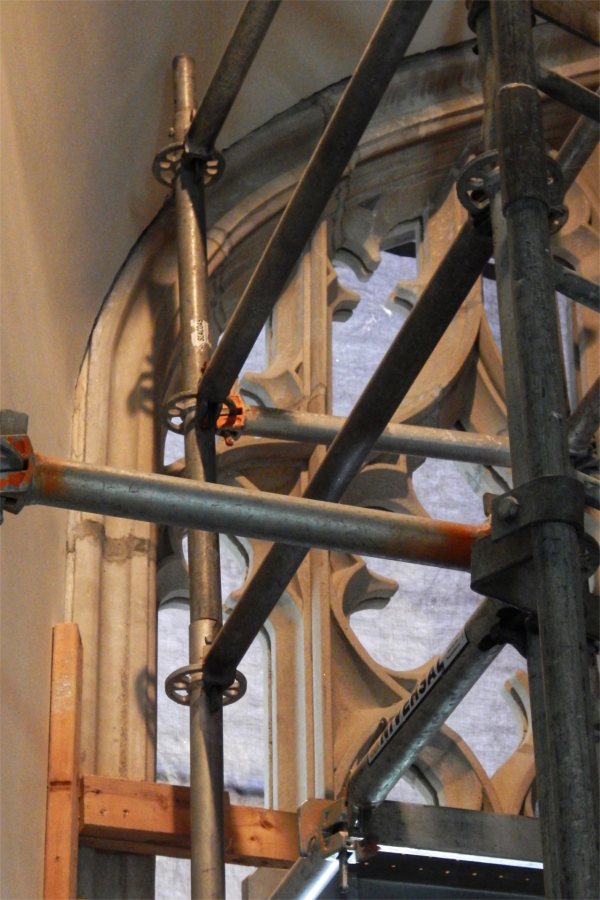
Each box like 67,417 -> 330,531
44,624 -> 83,900
79,775 -> 299,867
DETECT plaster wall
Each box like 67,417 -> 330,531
0,2 -> 469,895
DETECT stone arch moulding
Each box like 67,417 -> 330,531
66,28 -> 598,853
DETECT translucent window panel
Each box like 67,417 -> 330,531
157,244 -> 533,899
156,540 -> 265,900
349,557 -> 479,671
332,253 -> 416,416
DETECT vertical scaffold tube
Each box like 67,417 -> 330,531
172,55 -> 225,900
477,4 -> 599,896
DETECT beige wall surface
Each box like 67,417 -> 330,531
0,2 -> 469,895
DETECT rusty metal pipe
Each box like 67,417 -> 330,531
27,454 -> 484,570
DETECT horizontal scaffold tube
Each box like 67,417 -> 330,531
347,598 -> 504,808
244,407 -> 512,467
26,454 -> 484,569
203,221 -> 493,687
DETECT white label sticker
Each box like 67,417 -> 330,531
190,318 -> 211,353
366,628 -> 469,766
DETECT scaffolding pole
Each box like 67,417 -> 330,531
556,95 -> 600,189
196,0 -> 431,409
203,220 -> 493,687
532,0 -> 600,47
475,3 -> 598,896
536,64 -> 600,122
243,407 -> 512,466
15,453 -> 479,568
172,56 -> 225,900
347,598 -> 505,807
185,1 -> 280,159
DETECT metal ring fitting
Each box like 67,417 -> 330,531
162,391 -> 197,435
458,151 -> 567,232
457,151 -> 501,216
201,150 -> 225,185
153,142 -> 184,187
165,663 -> 247,706
152,143 -> 225,189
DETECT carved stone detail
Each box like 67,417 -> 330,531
66,35 -> 598,898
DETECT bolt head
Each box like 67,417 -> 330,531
497,495 -> 520,521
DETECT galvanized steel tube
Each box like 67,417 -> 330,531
348,599 -> 504,808
185,1 -> 280,158
532,1 -> 600,46
173,56 -> 225,900
196,0 -> 431,408
536,65 -> 600,122
489,4 -> 599,895
203,219 -> 492,687
568,376 -> 600,457
554,262 -> 600,314
30,455 -> 483,569
244,407 -> 512,467
557,101 -> 600,191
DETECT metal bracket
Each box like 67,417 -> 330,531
317,797 -> 351,858
215,394 -> 245,445
457,150 -> 501,216
163,393 -> 244,445
297,796 -> 378,875
472,475 -> 598,640
0,425 -> 35,520
471,475 -> 600,641
472,530 -> 599,642
163,391 -> 197,435
489,474 -> 585,540
165,617 -> 247,707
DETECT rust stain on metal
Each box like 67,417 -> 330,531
400,520 -> 491,570
0,435 -> 35,492
35,455 -> 67,498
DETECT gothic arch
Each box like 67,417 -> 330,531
66,30 -> 598,844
